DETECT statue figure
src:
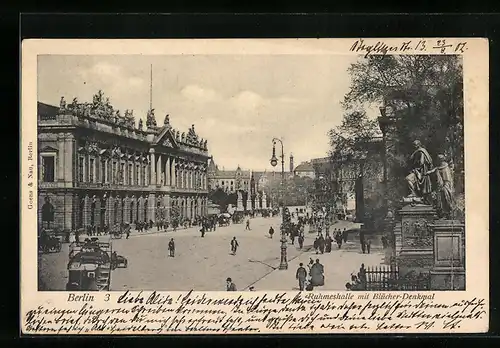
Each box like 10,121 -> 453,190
146,109 -> 157,128
115,110 -> 121,118
164,114 -> 170,125
405,140 -> 433,201
138,119 -> 143,130
176,131 -> 180,142
181,132 -> 186,143
203,140 -> 207,149
71,97 -> 78,110
426,154 -> 455,218
59,96 -> 66,110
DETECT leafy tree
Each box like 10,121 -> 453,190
330,55 -> 464,222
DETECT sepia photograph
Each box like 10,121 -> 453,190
36,52 -> 466,293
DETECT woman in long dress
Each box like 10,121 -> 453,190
310,259 -> 325,286
427,154 -> 455,218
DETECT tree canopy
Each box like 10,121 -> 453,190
330,54 -> 465,221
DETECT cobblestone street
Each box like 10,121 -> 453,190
39,217 -> 384,291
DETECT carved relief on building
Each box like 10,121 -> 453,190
402,218 -> 434,248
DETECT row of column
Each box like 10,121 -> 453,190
78,193 -> 209,228
150,152 -> 207,190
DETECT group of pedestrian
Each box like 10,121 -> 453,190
295,258 -> 325,291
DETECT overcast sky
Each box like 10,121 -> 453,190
38,54 -> 368,171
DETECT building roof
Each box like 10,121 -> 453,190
38,102 -> 59,118
213,170 -> 251,179
294,162 -> 315,172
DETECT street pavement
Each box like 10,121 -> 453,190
38,217 -> 384,291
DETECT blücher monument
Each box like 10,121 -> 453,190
392,140 -> 465,290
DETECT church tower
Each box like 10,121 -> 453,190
290,153 -> 294,173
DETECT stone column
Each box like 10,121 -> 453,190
157,155 -> 162,186
165,156 -> 171,186
65,136 -> 74,184
148,193 -> 156,222
150,152 -> 156,186
171,158 -> 176,187
57,136 -> 65,181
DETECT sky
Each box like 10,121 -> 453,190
38,54 -> 367,171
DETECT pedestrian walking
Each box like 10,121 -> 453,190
168,238 -> 175,257
126,228 -> 130,239
298,234 -> 304,249
367,239 -> 371,254
245,219 -> 251,230
200,225 -> 206,238
319,235 -> 325,254
269,226 -> 275,239
314,237 -> 319,254
296,263 -> 307,291
226,277 -> 237,291
343,228 -> 348,243
230,237 -> 239,255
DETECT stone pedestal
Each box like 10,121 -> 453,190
397,204 -> 436,277
236,196 -> 244,212
429,220 -> 466,290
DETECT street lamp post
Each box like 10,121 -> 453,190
270,138 -> 287,270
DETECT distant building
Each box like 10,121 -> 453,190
207,158 -> 251,193
293,161 -> 315,179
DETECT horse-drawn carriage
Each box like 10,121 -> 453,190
218,213 -> 231,227
38,229 -> 62,253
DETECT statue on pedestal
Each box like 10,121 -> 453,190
405,140 -> 433,203
138,119 -> 143,131
164,114 -> 170,126
426,154 -> 455,218
146,109 -> 157,128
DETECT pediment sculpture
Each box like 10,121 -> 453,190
86,142 -> 100,155
59,96 -> 66,111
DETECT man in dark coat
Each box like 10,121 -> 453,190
318,235 -> 325,254
325,234 -> 333,253
168,238 -> 175,257
230,237 -> 239,255
226,277 -> 237,291
296,263 -> 308,291
269,226 -> 275,239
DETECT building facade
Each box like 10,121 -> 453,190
207,158 -> 251,193
38,91 -> 210,231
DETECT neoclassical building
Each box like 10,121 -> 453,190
38,90 -> 210,231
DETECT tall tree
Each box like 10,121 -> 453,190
330,54 -> 464,221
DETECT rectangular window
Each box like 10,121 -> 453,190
89,158 -> 95,183
42,156 -> 55,182
120,163 -> 125,184
128,163 -> 133,186
79,156 -> 85,182
101,160 -> 106,183
112,161 -> 117,184
136,164 -> 140,186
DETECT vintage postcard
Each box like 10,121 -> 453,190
21,38 -> 489,334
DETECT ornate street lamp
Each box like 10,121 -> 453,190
270,138 -> 287,270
